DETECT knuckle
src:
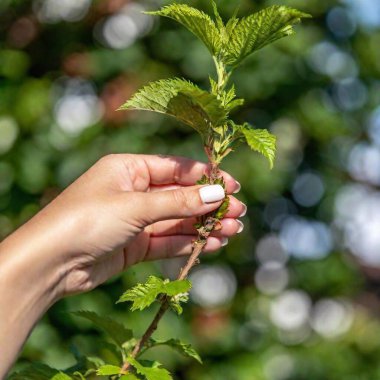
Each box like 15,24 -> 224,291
98,154 -> 118,167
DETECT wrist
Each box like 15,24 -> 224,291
0,225 -> 63,375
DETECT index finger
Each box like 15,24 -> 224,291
135,154 -> 240,194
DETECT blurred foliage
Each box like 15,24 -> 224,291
1,0 -> 380,379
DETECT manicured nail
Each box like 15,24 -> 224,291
221,237 -> 229,247
199,185 -> 225,203
233,181 -> 241,194
237,220 -> 244,234
239,203 -> 247,217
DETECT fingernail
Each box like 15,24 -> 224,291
199,185 -> 225,204
233,181 -> 241,194
221,237 -> 229,247
239,203 -> 247,217
237,220 -> 244,234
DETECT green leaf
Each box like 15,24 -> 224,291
127,357 -> 172,380
51,373 -> 73,380
221,6 -> 311,66
96,365 -> 121,376
148,3 -> 309,69
163,279 -> 192,296
120,375 -> 140,380
72,311 -> 133,347
168,292 -> 189,315
117,276 -> 163,311
117,276 -> 191,311
215,196 -> 230,219
119,78 -> 226,137
147,339 -> 202,364
241,125 -> 276,168
147,4 -> 221,57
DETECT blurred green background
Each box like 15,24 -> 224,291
2,0 -> 380,378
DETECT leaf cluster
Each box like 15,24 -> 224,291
120,2 -> 310,167
117,276 -> 191,313
148,3 -> 310,67
10,306 -> 201,380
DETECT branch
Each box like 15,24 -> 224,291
121,167 -> 220,374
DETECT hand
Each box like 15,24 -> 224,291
51,154 -> 245,296
2,154 -> 245,297
0,154 -> 245,375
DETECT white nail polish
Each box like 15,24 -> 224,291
233,181 -> 241,194
221,237 -> 229,247
239,203 -> 247,217
237,220 -> 244,234
199,185 -> 225,204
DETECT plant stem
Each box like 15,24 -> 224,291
121,59 -> 228,376
120,164 -> 220,375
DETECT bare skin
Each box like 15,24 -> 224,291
0,154 -> 245,377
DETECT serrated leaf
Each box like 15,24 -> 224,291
119,78 -> 226,137
51,373 -> 73,380
147,339 -> 202,364
120,375 -> 140,380
96,365 -> 121,376
117,276 -> 191,311
241,125 -> 276,168
72,311 -> 133,347
117,276 -> 164,311
149,3 -> 309,68
127,357 -> 172,380
221,6 -> 311,66
147,4 -> 221,57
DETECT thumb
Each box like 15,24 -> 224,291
130,184 -> 226,225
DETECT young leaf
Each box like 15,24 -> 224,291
169,293 -> 189,315
147,339 -> 202,364
117,276 -> 164,311
117,276 -> 191,311
119,78 -> 227,137
120,375 -> 140,380
221,6 -> 311,66
163,279 -> 191,296
127,357 -> 172,380
240,124 -> 276,168
147,4 -> 221,57
96,365 -> 121,376
71,311 -> 133,347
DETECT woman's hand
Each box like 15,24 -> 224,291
0,154 -> 245,376
45,154 -> 244,296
